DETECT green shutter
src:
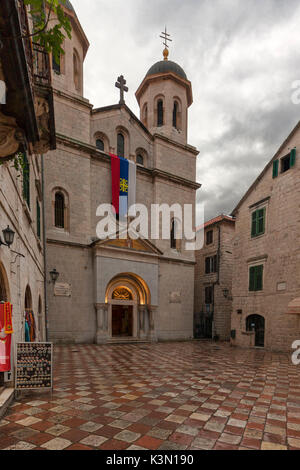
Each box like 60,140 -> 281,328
257,208 -> 265,235
249,267 -> 255,291
290,148 -> 296,167
251,212 -> 257,237
272,160 -> 279,178
255,265 -> 263,291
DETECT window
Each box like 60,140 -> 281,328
173,101 -> 178,128
171,219 -> 177,249
136,154 -> 144,166
251,208 -> 266,238
205,286 -> 213,304
96,139 -> 104,151
249,265 -> 264,292
36,199 -> 41,239
273,149 -> 296,178
73,50 -> 81,91
142,104 -> 148,127
52,53 -> 60,74
55,192 -> 65,228
205,255 -> 218,274
157,100 -> 164,126
22,152 -> 30,208
117,133 -> 125,158
206,230 -> 213,245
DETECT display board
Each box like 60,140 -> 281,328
15,342 -> 53,390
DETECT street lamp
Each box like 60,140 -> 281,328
50,268 -> 59,284
0,225 -> 15,248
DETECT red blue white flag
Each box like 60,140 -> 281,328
110,154 -> 136,217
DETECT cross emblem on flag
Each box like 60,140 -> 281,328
120,178 -> 128,193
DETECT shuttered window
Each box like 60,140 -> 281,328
251,208 -> 266,238
249,265 -> 264,291
273,160 -> 279,178
205,255 -> 218,274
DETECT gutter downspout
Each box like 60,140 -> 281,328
41,154 -> 49,341
212,225 -> 221,339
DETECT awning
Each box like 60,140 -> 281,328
286,298 -> 300,315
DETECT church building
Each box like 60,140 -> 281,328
44,2 -> 200,344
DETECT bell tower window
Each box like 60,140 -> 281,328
173,101 -> 178,128
157,100 -> 164,127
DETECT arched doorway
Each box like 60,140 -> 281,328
246,315 -> 265,347
25,285 -> 32,311
105,274 -> 151,339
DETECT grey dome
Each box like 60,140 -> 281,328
146,60 -> 187,81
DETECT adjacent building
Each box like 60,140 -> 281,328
0,0 -> 55,388
231,123 -> 300,352
194,215 -> 235,341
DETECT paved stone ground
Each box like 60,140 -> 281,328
1,341 -> 300,450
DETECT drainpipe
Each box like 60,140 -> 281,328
41,154 -> 49,341
212,225 -> 221,339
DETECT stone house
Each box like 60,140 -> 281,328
194,215 -> 235,341
231,123 -> 300,352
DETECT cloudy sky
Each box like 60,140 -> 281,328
72,0 -> 300,222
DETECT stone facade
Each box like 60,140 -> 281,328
194,215 -> 235,341
44,4 -> 199,344
231,122 -> 300,352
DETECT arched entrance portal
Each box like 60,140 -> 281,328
0,263 -> 9,302
105,273 -> 151,340
246,315 -> 265,347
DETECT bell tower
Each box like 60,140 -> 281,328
136,30 -> 193,145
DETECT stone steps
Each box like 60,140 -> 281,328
0,387 -> 15,420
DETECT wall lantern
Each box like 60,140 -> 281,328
50,268 -> 59,284
0,225 -> 15,248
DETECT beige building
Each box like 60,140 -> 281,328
194,215 -> 235,341
44,2 -> 200,344
0,0 -> 55,391
231,123 -> 300,352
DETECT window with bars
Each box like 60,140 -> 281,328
55,192 -> 65,229
205,255 -> 218,274
251,208 -> 266,238
22,152 -> 30,208
249,265 -> 264,292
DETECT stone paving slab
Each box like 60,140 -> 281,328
0,342 -> 300,450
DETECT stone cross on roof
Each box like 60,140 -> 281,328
115,75 -> 128,105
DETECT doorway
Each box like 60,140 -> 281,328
246,315 -> 265,347
112,305 -> 133,337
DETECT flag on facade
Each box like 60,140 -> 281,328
110,154 -> 136,217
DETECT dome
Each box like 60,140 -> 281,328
146,60 -> 187,81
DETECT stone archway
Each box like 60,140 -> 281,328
95,273 -> 155,343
